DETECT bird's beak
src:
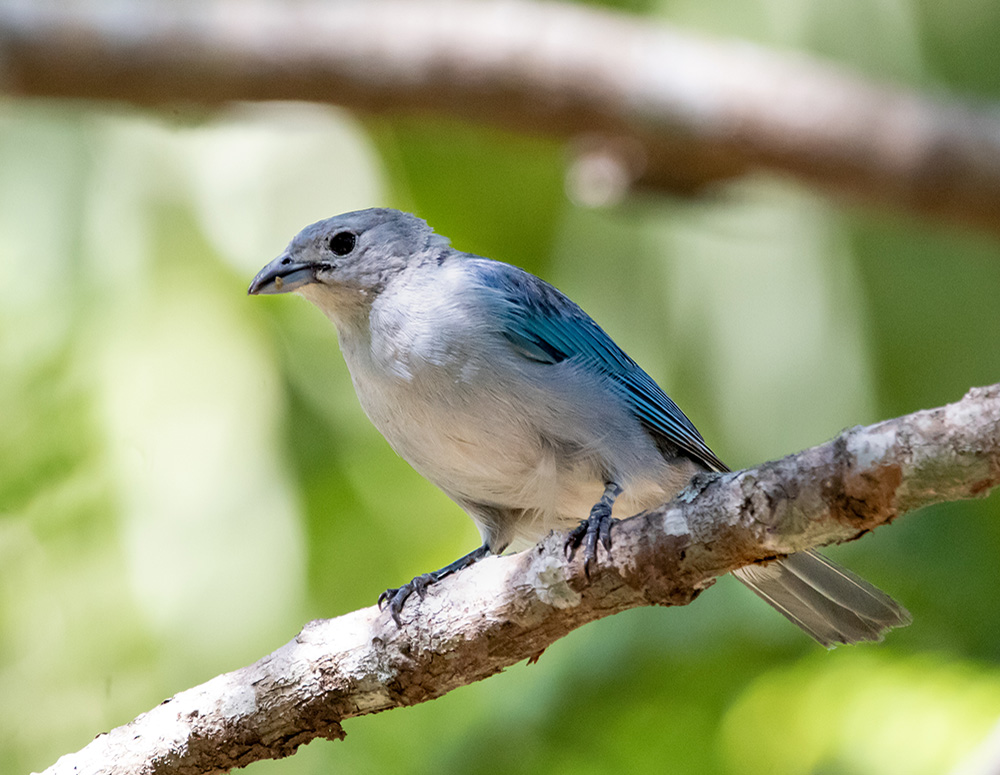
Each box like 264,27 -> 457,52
247,254 -> 316,295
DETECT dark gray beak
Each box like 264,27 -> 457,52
247,254 -> 316,295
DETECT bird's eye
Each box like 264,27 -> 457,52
327,231 -> 356,256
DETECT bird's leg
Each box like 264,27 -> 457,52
566,481 -> 623,578
378,543 -> 492,626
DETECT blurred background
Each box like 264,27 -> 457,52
2,0 -> 1000,773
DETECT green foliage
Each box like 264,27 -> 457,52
2,2 -> 1000,773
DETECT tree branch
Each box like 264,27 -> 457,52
2,1 -> 1000,234
38,384 -> 1000,775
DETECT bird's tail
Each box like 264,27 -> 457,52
733,549 -> 912,648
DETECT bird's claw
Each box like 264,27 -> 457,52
564,507 -> 616,578
377,572 -> 435,627
377,544 -> 491,627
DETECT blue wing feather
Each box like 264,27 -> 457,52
469,258 -> 727,473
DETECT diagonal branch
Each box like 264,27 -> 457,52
2,1 -> 1000,234
39,384 -> 1000,775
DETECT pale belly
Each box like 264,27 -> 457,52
356,379 -> 694,547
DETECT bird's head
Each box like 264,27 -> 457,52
248,208 -> 449,322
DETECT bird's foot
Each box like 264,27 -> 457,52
378,573 -> 437,627
565,482 -> 622,578
565,510 -> 615,579
377,543 -> 491,627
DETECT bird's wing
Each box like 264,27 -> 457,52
469,258 -> 727,473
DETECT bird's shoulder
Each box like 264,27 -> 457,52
462,256 -> 582,318
461,256 -> 632,366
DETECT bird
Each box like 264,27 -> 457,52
248,207 -> 911,646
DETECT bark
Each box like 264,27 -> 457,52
38,384 -> 1000,775
1,1 -> 1000,233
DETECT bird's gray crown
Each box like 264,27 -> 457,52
290,208 -> 450,257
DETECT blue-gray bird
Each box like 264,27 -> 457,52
249,208 -> 911,646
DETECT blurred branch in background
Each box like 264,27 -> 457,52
40,384 -> 1000,775
2,1 -> 1000,235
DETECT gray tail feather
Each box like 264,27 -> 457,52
733,549 -> 912,648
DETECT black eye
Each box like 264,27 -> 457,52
327,231 -> 356,256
